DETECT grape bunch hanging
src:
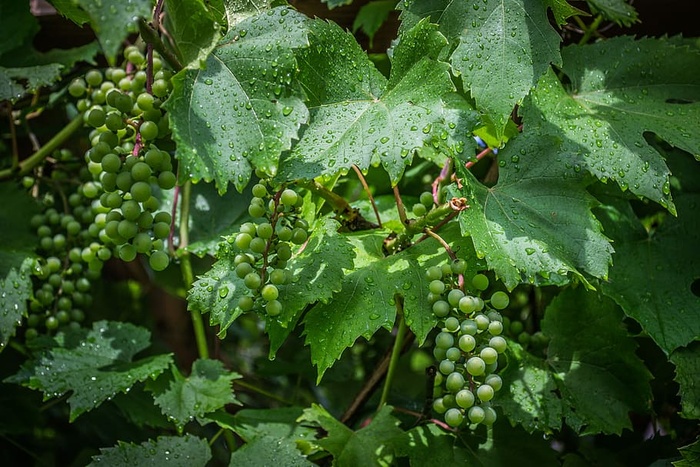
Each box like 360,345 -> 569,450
428,261 -> 509,428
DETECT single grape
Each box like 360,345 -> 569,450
412,203 -> 427,217
451,259 -> 467,275
130,181 -> 152,202
86,107 -> 106,127
248,203 -> 266,218
419,191 -> 434,207
266,300 -> 283,316
85,69 -> 103,87
234,232 -> 253,250
444,408 -> 464,428
132,232 -> 152,253
447,289 -> 465,307
460,319 -> 478,336
484,374 -> 503,392
261,284 -> 279,302
235,262 -> 254,279
488,321 -> 504,336
482,407 -> 497,425
490,291 -> 510,310
468,406 -> 485,424
429,280 -> 446,295
425,266 -> 442,281
252,184 -> 267,198
456,389 -> 475,409
244,272 -> 262,290
291,228 -> 307,245
153,222 -> 170,239
119,244 -> 137,262
158,171 -> 176,190
280,189 -> 298,206
458,334 -> 476,353
269,269 -> 287,285
480,347 -> 499,365
432,300 -> 450,318
445,347 -> 462,362
474,313 -> 490,330
445,372 -> 466,393
476,384 -> 494,402
439,359 -> 455,375
69,79 -> 87,97
471,274 -> 489,291
432,398 -> 447,414
131,162 -> 152,181
444,316 -> 460,332
435,331 -> 454,349
257,222 -> 273,239
238,295 -> 254,311
458,296 -> 478,314
149,251 -> 170,271
249,237 -> 266,254
139,121 -> 159,140
489,336 -> 507,354
465,356 -> 486,376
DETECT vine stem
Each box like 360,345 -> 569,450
178,180 -> 210,360
393,185 -> 408,226
378,295 -> 408,409
465,146 -> 493,170
234,380 -> 293,405
352,165 -> 382,227
0,113 -> 83,181
576,14 -> 604,46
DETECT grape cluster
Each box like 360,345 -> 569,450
25,152 -> 108,336
228,184 -> 308,316
68,46 -> 175,271
427,262 -> 509,428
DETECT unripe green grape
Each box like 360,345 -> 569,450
468,406 -> 485,424
439,359 -> 455,375
482,407 -> 497,426
153,222 -> 170,239
139,121 -> 159,140
45,316 -> 59,331
266,300 -> 282,316
456,389 -> 475,409
429,280 -> 445,295
280,189 -> 298,206
427,292 -> 440,303
85,69 -> 103,87
158,171 -> 176,190
239,222 -> 256,236
238,295 -> 254,311
234,232 -> 252,250
447,289 -> 464,307
91,89 -> 106,104
435,331 -> 454,349
130,181 -> 151,202
261,284 -> 279,302
149,251 -> 169,271
234,253 -> 253,266
446,372 -> 466,393
69,78 -> 87,97
249,237 -> 266,254
488,321 -> 504,336
489,336 -> 507,354
244,272 -> 262,290
152,79 -> 169,97
451,259 -> 467,275
275,226 -> 292,242
119,244 -> 137,262
445,347 -> 462,362
131,162 -> 152,181
251,184 -> 267,198
490,291 -> 510,310
484,374 -> 503,392
121,200 -> 141,221
444,408 -> 464,428
116,171 -> 132,191
486,311 -> 502,322
460,319 -> 478,336
105,111 -> 125,131
432,300 -> 450,318
248,203 -> 266,218
444,316 -> 460,333
291,228 -> 307,245
269,269 -> 287,285
465,356 -> 486,376
433,346 -> 447,361
458,296 -> 478,314
412,203 -> 427,217
472,274 -> 489,291
480,347 -> 498,365
276,244 -> 292,261
425,265 -> 442,281
458,334 -> 476,353
432,398 -> 447,414
86,107 -> 106,127
136,92 -> 154,110
442,394 -> 457,408
476,384 -> 494,402
257,222 -> 273,239
419,191 -> 434,207
132,232 -> 152,253
143,196 -> 160,212
474,314 -> 490,330
144,149 -> 163,168
509,320 -> 524,335
234,262 -> 253,279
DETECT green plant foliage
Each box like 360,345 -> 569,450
228,436 -> 316,466
11,321 -> 173,421
586,0 -> 638,26
524,37 -> 700,211
152,359 -> 241,430
166,6 -> 310,193
674,438 -> 700,467
88,434 -> 211,466
163,0 -> 223,68
0,2 -> 38,58
352,0 -> 398,48
454,132 -> 614,289
0,259 -> 33,350
670,343 -> 700,420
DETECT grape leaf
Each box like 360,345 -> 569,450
670,343 -> 700,420
74,0 -> 153,65
0,259 -> 33,352
524,37 -> 700,212
0,182 -> 39,277
266,218 -> 356,357
20,321 -> 173,421
0,2 -> 38,58
213,407 -> 316,442
88,434 -> 211,467
0,64 -> 64,101
542,287 -> 653,435
495,341 -> 563,434
454,131 -> 614,290
586,0 -> 638,26
450,0 -> 563,140
228,436 -> 315,466
222,0 -> 273,27
152,359 -> 241,430
166,6 -> 310,193
321,0 -> 354,8
352,1 -> 397,48
163,0 -> 223,68
544,0 -> 588,26
392,424 -> 469,464
48,0 -> 91,25
278,19 -> 476,184
674,438 -> 700,467
462,421 -> 560,466
599,194 -> 700,354
299,404 -> 403,465
304,222 -> 482,380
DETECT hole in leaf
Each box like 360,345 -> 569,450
665,98 -> 694,105
691,278 -> 700,297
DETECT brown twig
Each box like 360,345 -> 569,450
352,165 -> 382,227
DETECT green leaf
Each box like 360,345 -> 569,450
450,0 -> 562,140
152,359 -> 241,430
304,222 -> 481,380
300,404 -> 404,465
0,182 -> 40,277
0,258 -> 33,351
321,0 -> 354,9
495,341 -> 563,433
88,434 -> 212,467
524,37 -> 700,212
454,132 -> 614,290
599,194 -> 700,354
228,435 -> 315,466
0,64 -> 64,101
0,2 -> 38,58
674,437 -> 700,467
216,406 -> 316,442
266,218 -> 356,356
670,343 -> 700,420
587,0 -> 639,26
542,287 -> 653,435
393,424 -> 468,464
279,19 -> 476,184
221,0 -> 273,27
462,421 -> 560,466
48,0 -> 91,25
163,0 -> 223,68
352,1 -> 397,48
21,321 -> 173,421
75,0 -> 153,65
544,0 -> 589,26
166,6 -> 310,193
